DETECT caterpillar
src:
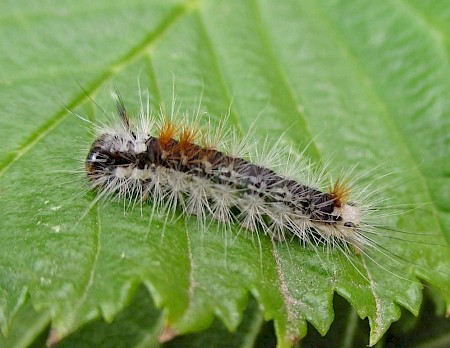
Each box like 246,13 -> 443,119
84,90 -> 366,253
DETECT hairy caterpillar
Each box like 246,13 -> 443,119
84,90 -> 366,253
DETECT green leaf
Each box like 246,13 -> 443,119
1,0 -> 449,347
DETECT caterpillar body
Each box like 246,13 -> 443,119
85,92 -> 364,252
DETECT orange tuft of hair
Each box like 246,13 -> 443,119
178,126 -> 200,151
330,177 -> 351,207
158,120 -> 178,148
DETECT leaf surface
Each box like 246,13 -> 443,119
1,0 -> 449,347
